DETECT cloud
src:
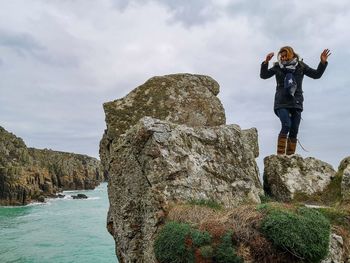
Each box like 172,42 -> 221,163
0,0 -> 349,169
0,31 -> 44,56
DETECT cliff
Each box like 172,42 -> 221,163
0,126 -> 102,205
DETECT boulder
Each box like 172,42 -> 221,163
72,194 -> 88,199
107,116 -> 262,262
339,157 -> 350,201
37,195 -> 45,203
100,74 -> 226,177
263,155 -> 336,202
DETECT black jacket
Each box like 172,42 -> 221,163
260,60 -> 328,114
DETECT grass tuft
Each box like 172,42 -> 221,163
154,221 -> 213,263
261,207 -> 330,262
214,231 -> 243,263
154,221 -> 194,263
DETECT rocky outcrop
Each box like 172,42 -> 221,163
0,126 -> 102,205
72,194 -> 88,199
107,116 -> 262,262
339,157 -> 350,201
100,74 -> 226,178
28,148 -> 101,190
263,155 -> 336,202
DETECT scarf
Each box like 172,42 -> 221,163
279,57 -> 299,70
279,58 -> 298,97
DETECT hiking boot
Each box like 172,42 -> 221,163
286,137 -> 297,155
277,134 -> 287,155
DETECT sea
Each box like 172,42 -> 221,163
0,182 -> 117,263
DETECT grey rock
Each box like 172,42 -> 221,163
37,196 -> 45,203
100,73 -> 226,178
263,155 -> 336,202
339,157 -> 350,201
72,193 -> 88,199
107,117 -> 262,262
321,233 -> 344,263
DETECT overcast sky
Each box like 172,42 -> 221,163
1,0 -> 349,171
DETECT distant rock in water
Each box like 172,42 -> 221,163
72,194 -> 88,199
263,155 -> 336,202
0,126 -> 103,206
100,73 -> 226,179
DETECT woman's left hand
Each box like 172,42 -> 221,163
320,49 -> 331,64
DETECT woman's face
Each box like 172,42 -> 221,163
280,51 -> 289,62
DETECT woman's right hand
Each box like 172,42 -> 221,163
265,52 -> 274,63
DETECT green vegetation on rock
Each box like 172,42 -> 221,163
316,207 -> 350,231
214,231 -> 243,263
261,206 -> 330,262
154,221 -> 196,263
293,173 -> 343,205
199,245 -> 214,259
191,228 -> 211,247
154,221 -> 245,263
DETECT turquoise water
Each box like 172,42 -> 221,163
0,183 -> 117,263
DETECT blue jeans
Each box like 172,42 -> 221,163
276,108 -> 301,139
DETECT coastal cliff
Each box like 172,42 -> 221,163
0,126 -> 102,205
102,74 -> 350,262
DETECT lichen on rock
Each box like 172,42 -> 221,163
263,155 -> 336,202
107,117 -> 262,262
100,73 -> 226,178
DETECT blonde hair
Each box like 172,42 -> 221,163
278,46 -> 299,61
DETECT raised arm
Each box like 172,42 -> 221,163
304,49 -> 331,79
260,52 -> 276,79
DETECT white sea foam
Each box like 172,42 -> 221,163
86,197 -> 100,200
27,202 -> 49,207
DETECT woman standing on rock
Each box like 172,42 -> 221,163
260,46 -> 330,155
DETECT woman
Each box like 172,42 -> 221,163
260,46 -> 331,155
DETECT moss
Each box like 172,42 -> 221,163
261,207 -> 330,262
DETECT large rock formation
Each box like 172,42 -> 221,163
100,74 -> 226,177
107,117 -> 262,262
0,126 -> 102,205
102,74 -> 262,262
263,155 -> 336,202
